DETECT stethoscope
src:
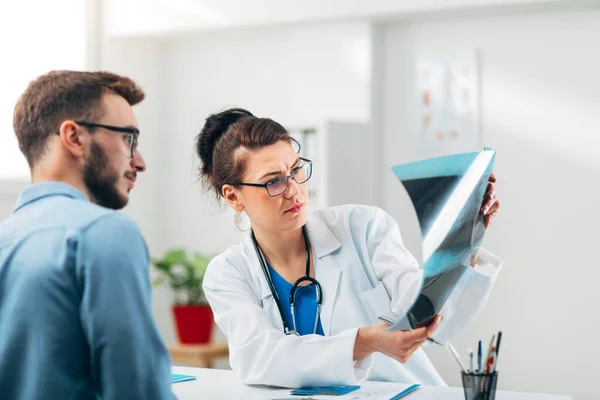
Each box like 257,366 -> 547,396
251,225 -> 322,336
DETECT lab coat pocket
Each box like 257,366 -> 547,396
358,282 -> 395,324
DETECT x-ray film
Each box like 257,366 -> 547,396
388,149 -> 496,331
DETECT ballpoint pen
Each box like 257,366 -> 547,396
477,340 -> 482,373
493,331 -> 502,371
446,342 -> 468,373
486,347 -> 496,374
468,348 -> 474,373
485,334 -> 495,371
379,314 -> 470,375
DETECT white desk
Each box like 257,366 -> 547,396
171,366 -> 571,400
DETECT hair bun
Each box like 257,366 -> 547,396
196,108 -> 254,178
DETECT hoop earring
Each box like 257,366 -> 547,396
234,211 -> 252,232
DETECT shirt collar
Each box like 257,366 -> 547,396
306,212 -> 341,259
14,181 -> 88,212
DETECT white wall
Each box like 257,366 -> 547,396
158,20 -> 371,255
106,0 -> 570,37
0,0 -> 86,179
377,5 -> 600,399
0,182 -> 26,222
325,121 -> 375,207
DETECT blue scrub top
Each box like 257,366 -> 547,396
268,265 -> 325,336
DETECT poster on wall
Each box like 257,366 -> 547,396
417,51 -> 481,158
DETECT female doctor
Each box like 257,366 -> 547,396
197,108 -> 501,388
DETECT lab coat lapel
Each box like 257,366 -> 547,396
306,213 -> 342,336
244,237 -> 286,331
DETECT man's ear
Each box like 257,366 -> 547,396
57,120 -> 86,158
222,184 -> 245,212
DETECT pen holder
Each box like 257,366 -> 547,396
461,371 -> 499,400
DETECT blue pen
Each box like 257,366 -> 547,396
389,383 -> 421,399
477,340 -> 482,373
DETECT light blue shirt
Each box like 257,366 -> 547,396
0,182 -> 174,400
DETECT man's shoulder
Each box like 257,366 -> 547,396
76,212 -> 148,276
53,201 -> 144,246
0,197 -> 130,245
79,211 -> 144,247
67,201 -> 128,230
43,200 -> 147,258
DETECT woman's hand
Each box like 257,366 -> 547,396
481,174 -> 500,229
353,316 -> 442,363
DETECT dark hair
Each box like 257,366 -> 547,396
196,107 -> 298,198
13,70 -> 145,167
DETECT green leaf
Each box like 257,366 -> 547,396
150,247 -> 212,306
163,248 -> 187,265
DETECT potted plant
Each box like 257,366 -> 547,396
151,248 -> 214,344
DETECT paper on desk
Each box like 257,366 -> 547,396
389,149 -> 496,331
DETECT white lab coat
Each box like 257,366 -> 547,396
203,205 -> 502,388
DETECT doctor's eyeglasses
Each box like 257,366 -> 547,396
235,158 -> 313,197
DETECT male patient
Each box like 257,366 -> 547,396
0,71 -> 174,399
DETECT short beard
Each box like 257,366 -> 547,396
83,140 -> 127,210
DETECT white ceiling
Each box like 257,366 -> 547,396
105,0 -> 574,38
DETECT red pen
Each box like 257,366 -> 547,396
486,347 -> 496,373
485,334 -> 496,371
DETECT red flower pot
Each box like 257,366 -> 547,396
172,305 -> 214,344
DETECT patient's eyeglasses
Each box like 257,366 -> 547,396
56,121 -> 140,158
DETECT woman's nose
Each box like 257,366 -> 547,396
284,177 -> 301,198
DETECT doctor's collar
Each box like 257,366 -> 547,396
305,214 -> 341,259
